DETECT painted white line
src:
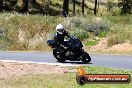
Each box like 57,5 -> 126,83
0,60 -> 81,67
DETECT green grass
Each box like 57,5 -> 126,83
0,66 -> 132,88
0,13 -> 108,51
0,13 -> 62,51
0,12 -> 132,53
85,40 -> 97,47
101,14 -> 132,47
98,31 -> 107,38
107,27 -> 132,47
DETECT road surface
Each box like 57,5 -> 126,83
0,51 -> 132,70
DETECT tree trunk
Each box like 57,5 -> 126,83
0,0 -> 3,12
47,0 -> 50,7
22,0 -> 29,12
30,0 -> 36,8
94,0 -> 97,15
72,0 -> 75,15
63,0 -> 69,17
82,0 -> 84,15
32,0 -> 36,4
45,0 -> 51,9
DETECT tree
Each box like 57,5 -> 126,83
32,0 -> 36,4
72,0 -> 75,15
30,0 -> 36,8
82,0 -> 84,15
0,0 -> 3,11
118,0 -> 132,14
22,0 -> 29,12
63,0 -> 69,17
47,0 -> 51,7
94,0 -> 97,15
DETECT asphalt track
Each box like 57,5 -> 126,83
0,51 -> 132,70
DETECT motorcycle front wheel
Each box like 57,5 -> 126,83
80,51 -> 91,63
53,49 -> 65,63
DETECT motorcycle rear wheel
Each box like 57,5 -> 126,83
53,49 -> 65,63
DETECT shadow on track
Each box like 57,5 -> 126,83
57,61 -> 93,64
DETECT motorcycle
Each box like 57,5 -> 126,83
47,37 -> 91,63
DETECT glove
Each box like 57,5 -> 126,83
63,46 -> 68,49
60,44 -> 68,50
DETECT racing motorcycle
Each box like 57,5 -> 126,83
47,37 -> 91,63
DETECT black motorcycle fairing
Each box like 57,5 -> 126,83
47,40 -> 55,48
68,37 -> 83,49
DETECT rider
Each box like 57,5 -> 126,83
54,24 -> 70,49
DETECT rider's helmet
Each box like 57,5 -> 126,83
56,24 -> 64,34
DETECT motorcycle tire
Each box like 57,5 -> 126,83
80,51 -> 91,64
53,49 -> 65,63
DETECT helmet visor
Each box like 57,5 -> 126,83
57,29 -> 64,33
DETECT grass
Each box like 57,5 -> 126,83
0,13 -> 132,52
0,13 -> 108,51
106,15 -> 132,47
0,13 -> 62,51
0,66 -> 131,88
85,40 -> 97,47
98,31 -> 107,38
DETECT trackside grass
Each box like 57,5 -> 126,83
0,13 -> 132,52
0,66 -> 131,88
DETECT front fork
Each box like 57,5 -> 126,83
78,49 -> 85,59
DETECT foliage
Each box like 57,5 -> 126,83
85,40 -> 97,47
107,29 -> 132,47
0,13 -> 61,51
111,7 -> 121,16
82,21 -> 109,36
1,0 -> 19,11
70,28 -> 89,40
107,0 -> 114,12
0,13 -> 132,51
118,0 -> 132,14
68,16 -> 109,36
98,31 -> 107,38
